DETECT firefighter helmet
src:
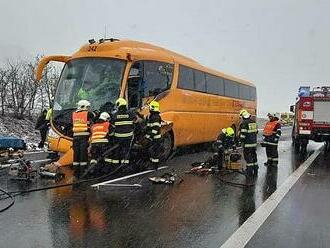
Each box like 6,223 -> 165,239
239,109 -> 251,118
226,127 -> 235,137
115,98 -> 127,107
149,100 -> 160,112
99,112 -> 110,121
77,100 -> 91,110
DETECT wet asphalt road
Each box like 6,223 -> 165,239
246,148 -> 330,248
0,128 -> 322,248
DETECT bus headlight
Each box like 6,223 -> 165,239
48,127 -> 60,139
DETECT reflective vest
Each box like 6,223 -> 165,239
72,111 -> 89,136
91,122 -> 110,143
263,121 -> 279,136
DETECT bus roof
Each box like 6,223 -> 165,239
74,39 -> 254,87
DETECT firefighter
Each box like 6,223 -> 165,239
263,113 -> 281,166
145,100 -> 162,170
212,127 -> 235,170
239,109 -> 258,177
108,98 -> 134,167
90,112 -> 111,175
72,100 -> 94,178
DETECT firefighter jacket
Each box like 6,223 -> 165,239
213,133 -> 235,151
111,108 -> 134,139
72,110 -> 94,137
145,112 -> 162,140
91,121 -> 110,144
239,118 -> 258,148
263,120 -> 281,145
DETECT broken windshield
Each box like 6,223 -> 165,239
53,58 -> 126,115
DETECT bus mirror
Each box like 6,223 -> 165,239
35,55 -> 71,81
290,105 -> 294,112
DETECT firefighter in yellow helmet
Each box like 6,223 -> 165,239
145,100 -> 162,170
107,98 -> 134,168
239,109 -> 258,177
212,127 -> 236,170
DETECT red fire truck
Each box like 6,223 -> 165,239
291,86 -> 330,153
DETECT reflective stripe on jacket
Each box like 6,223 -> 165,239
146,112 -> 162,140
239,118 -> 258,148
91,121 -> 110,143
112,110 -> 134,139
72,110 -> 90,136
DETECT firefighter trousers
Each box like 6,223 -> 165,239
266,144 -> 278,165
148,139 -> 161,168
108,138 -> 132,166
73,135 -> 89,177
90,142 -> 110,164
243,147 -> 258,168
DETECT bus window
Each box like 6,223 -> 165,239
143,61 -> 174,97
128,61 -> 174,108
239,84 -> 250,100
194,70 -> 206,92
250,87 -> 257,100
206,73 -> 224,95
224,79 -> 239,98
178,65 -> 194,91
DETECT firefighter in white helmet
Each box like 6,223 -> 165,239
72,100 -> 94,178
89,112 -> 111,175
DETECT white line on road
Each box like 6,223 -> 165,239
91,166 -> 168,189
24,151 -> 47,155
220,145 -> 324,248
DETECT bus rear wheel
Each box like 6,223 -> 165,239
159,132 -> 173,161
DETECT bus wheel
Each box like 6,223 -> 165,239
159,132 -> 173,161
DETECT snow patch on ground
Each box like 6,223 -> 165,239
0,116 -> 40,149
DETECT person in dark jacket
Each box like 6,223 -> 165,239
108,98 -> 134,167
35,109 -> 48,149
145,100 -> 162,170
212,127 -> 235,170
263,113 -> 282,166
239,109 -> 258,177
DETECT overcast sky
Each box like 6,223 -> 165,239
1,0 -> 329,116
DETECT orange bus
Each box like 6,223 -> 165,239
36,39 -> 256,166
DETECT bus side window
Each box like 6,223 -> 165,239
143,61 -> 174,97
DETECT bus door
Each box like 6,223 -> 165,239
127,60 -> 174,109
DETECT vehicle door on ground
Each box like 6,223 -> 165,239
127,60 -> 174,109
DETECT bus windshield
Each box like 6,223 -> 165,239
53,58 -> 126,115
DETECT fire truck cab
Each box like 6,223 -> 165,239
291,86 -> 330,153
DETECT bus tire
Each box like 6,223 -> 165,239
159,131 -> 174,161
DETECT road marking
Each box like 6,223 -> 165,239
91,166 -> 168,188
25,151 -> 47,155
97,183 -> 142,188
220,145 -> 323,248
